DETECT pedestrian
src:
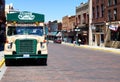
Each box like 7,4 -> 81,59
78,39 -> 81,45
73,40 -> 76,46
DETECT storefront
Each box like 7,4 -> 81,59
75,26 -> 88,45
92,23 -> 105,46
105,22 -> 120,48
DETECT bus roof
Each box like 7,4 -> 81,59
7,11 -> 44,23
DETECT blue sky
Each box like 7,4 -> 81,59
6,0 -> 88,22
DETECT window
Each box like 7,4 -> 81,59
108,0 -> 112,6
96,6 -> 99,18
101,4 -> 104,17
7,26 -> 44,36
101,34 -> 104,43
96,0 -> 99,3
92,7 -> 95,18
114,8 -> 117,20
78,15 -> 81,24
113,0 -> 117,5
108,10 -> 112,21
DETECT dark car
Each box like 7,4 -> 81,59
54,38 -> 62,44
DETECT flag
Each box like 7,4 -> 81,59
109,25 -> 118,31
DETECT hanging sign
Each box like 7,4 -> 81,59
109,25 -> 118,31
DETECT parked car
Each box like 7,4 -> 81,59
54,38 -> 62,44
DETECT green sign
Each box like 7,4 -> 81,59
7,11 -> 44,23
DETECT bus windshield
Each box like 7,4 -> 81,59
7,26 -> 44,36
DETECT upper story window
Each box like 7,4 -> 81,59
96,0 -> 99,3
96,6 -> 99,18
113,0 -> 117,5
108,0 -> 112,6
101,4 -> 104,17
92,7 -> 95,18
114,8 -> 117,20
108,10 -> 112,21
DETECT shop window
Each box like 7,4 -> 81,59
101,34 -> 104,43
111,29 -> 120,41
96,27 -> 102,32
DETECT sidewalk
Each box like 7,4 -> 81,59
61,41 -> 120,54
0,51 -> 4,68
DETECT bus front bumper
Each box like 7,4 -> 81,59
4,54 -> 48,59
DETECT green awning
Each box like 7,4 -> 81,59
7,11 -> 44,23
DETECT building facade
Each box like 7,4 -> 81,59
92,0 -> 120,48
69,15 -> 76,31
62,16 -> 69,31
47,20 -> 62,40
76,2 -> 89,44
62,15 -> 76,43
92,0 -> 106,46
104,0 -> 120,48
0,0 -> 6,46
48,20 -> 58,32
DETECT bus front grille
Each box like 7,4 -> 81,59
15,39 -> 37,54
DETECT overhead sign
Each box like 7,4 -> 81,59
7,11 -> 44,23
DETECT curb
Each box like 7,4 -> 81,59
0,58 -> 5,68
62,42 -> 120,54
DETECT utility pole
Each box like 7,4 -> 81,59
89,0 -> 93,45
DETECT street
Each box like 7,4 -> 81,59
1,42 -> 120,82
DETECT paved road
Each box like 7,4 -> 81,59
1,43 -> 120,82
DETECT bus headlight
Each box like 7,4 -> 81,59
7,42 -> 13,49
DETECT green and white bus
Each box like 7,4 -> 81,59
4,11 -> 48,66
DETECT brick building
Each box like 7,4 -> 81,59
104,0 -> 120,48
76,2 -> 89,44
92,0 -> 106,46
92,0 -> 120,48
62,16 -> 69,31
62,15 -> 76,43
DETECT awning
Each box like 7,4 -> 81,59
48,32 -> 57,36
56,32 -> 62,36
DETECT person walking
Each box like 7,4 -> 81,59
78,39 -> 81,46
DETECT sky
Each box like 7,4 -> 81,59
6,0 -> 88,22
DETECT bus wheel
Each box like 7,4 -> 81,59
5,59 -> 11,66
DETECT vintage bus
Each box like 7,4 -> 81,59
4,11 -> 48,65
